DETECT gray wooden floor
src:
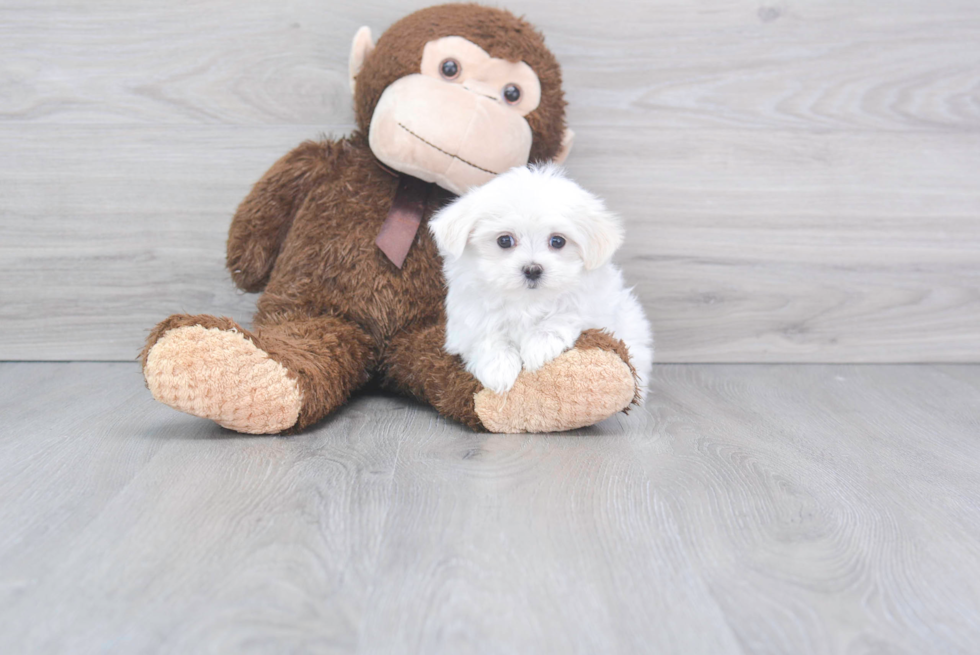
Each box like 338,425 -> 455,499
2,362 -> 978,654
3,2 -> 978,652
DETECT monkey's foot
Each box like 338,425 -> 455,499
143,323 -> 302,434
473,343 -> 636,434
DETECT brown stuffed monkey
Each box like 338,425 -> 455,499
140,4 -> 638,434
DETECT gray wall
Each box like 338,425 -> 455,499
2,0 -> 978,361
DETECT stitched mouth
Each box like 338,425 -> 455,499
397,123 -> 499,176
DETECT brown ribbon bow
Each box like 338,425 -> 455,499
375,174 -> 435,269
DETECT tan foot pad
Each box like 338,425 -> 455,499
473,348 -> 636,433
144,325 -> 302,434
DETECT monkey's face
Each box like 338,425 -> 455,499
354,35 -> 551,195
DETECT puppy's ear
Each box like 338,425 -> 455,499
428,193 -> 482,260
575,202 -> 625,270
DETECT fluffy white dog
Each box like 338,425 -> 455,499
429,164 -> 653,399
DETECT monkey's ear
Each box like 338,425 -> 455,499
428,194 -> 483,260
349,26 -> 375,95
553,128 -> 575,165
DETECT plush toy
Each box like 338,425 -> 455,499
140,3 -> 638,434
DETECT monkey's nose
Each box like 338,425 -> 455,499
522,264 -> 543,282
462,80 -> 501,102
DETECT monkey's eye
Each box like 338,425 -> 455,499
549,235 -> 566,249
440,59 -> 460,80
497,234 -> 515,249
503,84 -> 521,104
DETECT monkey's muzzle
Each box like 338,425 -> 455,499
368,74 -> 533,195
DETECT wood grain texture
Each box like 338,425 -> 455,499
1,362 -> 978,653
1,125 -> 977,361
2,1 -> 978,131
1,0 -> 979,361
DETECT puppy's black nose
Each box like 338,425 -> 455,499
522,264 -> 543,282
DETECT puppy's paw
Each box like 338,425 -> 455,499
471,349 -> 523,394
520,332 -> 573,372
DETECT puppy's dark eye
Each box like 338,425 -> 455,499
497,234 -> 515,249
550,235 -> 566,249
503,84 -> 521,104
440,59 -> 460,80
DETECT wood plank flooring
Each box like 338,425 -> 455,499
4,2 -> 978,651
2,362 -> 978,654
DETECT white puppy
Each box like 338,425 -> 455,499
429,164 -> 653,399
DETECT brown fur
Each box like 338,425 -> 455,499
141,4 -> 633,433
382,319 -> 485,431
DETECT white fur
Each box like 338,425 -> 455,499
429,164 -> 653,398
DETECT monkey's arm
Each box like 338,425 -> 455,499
227,140 -> 341,292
